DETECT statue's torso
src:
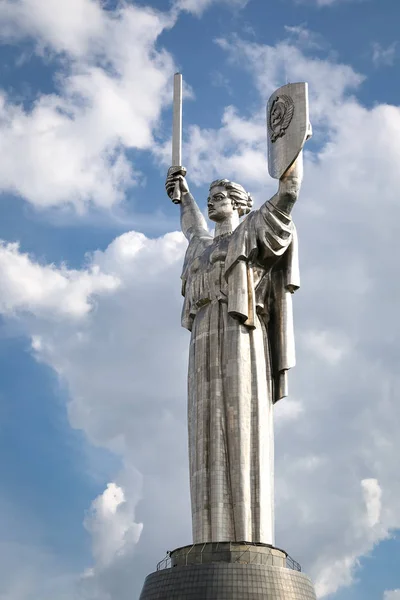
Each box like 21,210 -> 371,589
186,232 -> 271,316
188,234 -> 230,307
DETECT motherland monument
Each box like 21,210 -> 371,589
139,74 -> 317,599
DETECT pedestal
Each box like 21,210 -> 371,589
139,543 -> 317,600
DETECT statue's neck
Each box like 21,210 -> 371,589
214,213 -> 239,238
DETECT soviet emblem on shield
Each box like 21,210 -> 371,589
268,95 -> 295,143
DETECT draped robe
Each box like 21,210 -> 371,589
181,198 -> 299,545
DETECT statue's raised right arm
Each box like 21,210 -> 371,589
165,167 -> 208,242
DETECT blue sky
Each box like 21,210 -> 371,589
0,0 -> 399,599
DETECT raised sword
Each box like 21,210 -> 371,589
170,73 -> 186,203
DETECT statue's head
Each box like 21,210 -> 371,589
207,179 -> 253,222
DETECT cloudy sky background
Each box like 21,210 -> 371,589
0,0 -> 399,598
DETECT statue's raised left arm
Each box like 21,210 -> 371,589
267,151 -> 303,217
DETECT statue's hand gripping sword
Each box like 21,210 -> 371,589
169,73 -> 186,204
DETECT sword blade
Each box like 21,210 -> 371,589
172,73 -> 182,167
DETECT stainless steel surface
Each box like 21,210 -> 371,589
267,83 -> 311,179
172,73 -> 182,166
166,83 -> 311,547
172,73 -> 183,203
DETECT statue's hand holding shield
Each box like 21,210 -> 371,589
267,83 -> 312,181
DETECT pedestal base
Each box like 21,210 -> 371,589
139,543 -> 316,600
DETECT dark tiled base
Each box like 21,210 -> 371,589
139,562 -> 317,599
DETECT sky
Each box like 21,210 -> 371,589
0,0 -> 399,598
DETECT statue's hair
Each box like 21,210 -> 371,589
210,179 -> 253,217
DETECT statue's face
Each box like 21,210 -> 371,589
207,185 -> 235,222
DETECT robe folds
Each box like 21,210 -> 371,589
181,199 -> 299,545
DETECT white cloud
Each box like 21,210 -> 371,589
85,481 -> 143,568
0,0 -> 255,213
283,24 -> 325,50
183,107 -> 268,189
0,228 -> 190,598
0,0 -> 106,56
361,479 -> 382,528
173,0 -> 249,16
303,330 -> 350,366
385,591 -> 400,600
274,398 -> 304,423
0,0 -> 176,211
372,42 -> 397,67
296,0 -> 364,6
27,229 -> 189,599
0,241 -> 119,319
216,34 -> 364,128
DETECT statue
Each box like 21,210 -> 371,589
166,77 -> 311,547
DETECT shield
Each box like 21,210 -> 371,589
267,82 -> 311,179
